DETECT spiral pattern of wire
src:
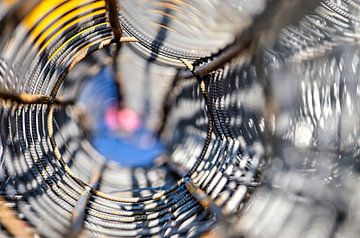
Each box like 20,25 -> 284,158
0,0 -> 359,238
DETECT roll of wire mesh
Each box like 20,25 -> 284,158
0,0 -> 359,238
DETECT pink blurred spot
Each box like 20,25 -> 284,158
104,106 -> 141,133
117,108 -> 141,133
105,106 -> 120,130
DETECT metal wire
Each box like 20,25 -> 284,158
0,0 -> 359,237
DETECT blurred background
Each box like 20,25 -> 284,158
77,66 -> 164,167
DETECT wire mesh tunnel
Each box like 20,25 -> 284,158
0,0 -> 360,237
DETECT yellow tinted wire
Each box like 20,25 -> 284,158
37,10 -> 106,55
23,0 -> 65,28
35,8 -> 106,50
48,22 -> 109,61
31,1 -> 105,43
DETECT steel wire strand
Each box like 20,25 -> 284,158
1,0 -> 360,237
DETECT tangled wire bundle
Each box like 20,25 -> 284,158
0,0 -> 360,237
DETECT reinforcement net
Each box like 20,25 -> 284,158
0,0 -> 359,237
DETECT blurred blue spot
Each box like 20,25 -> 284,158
79,67 -> 164,167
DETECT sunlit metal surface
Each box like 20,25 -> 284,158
0,0 -> 359,237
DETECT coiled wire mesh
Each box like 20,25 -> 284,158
0,0 -> 359,237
